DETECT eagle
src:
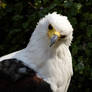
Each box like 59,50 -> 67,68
0,12 -> 73,92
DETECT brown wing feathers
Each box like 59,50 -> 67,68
0,59 -> 52,92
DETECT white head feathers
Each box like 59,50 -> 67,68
27,12 -> 73,49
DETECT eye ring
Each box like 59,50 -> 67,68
48,24 -> 53,30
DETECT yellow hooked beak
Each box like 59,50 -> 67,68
48,26 -> 61,47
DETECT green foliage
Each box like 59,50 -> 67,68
0,0 -> 92,91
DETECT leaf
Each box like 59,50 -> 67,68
72,44 -> 78,55
0,2 -> 7,8
22,22 -> 29,29
64,0 -> 72,8
88,43 -> 92,48
87,25 -> 92,38
12,15 -> 23,21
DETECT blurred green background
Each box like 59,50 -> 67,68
0,0 -> 92,92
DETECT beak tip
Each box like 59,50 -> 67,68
49,43 -> 54,47
49,35 -> 58,47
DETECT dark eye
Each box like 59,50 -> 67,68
48,24 -> 53,30
61,35 -> 66,38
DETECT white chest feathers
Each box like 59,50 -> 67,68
34,45 -> 73,92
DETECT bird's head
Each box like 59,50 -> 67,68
29,12 -> 73,48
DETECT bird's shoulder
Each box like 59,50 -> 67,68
0,58 -> 35,81
0,58 -> 53,92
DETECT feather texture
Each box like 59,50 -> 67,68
0,59 -> 52,92
0,12 -> 73,92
